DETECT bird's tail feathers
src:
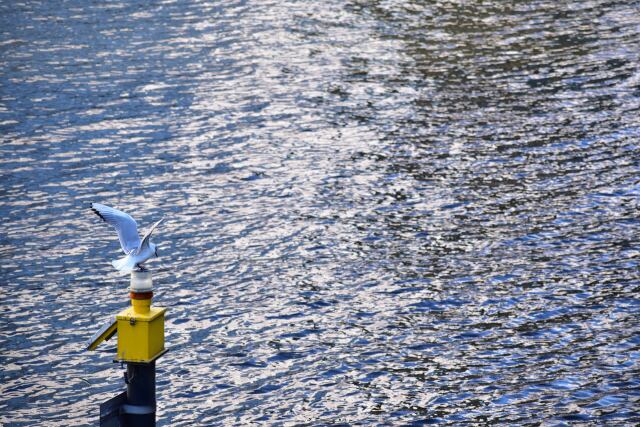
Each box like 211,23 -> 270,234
112,255 -> 136,274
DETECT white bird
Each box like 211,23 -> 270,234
90,203 -> 163,273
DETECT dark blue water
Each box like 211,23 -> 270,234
1,0 -> 640,425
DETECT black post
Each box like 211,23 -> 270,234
123,362 -> 156,427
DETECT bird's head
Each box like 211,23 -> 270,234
151,242 -> 159,258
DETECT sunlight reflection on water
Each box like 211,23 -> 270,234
1,0 -> 640,425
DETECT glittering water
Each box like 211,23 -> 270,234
1,0 -> 640,425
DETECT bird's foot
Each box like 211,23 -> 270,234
136,264 -> 148,272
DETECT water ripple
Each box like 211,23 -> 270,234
1,0 -> 640,425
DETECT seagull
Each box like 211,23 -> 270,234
90,203 -> 163,273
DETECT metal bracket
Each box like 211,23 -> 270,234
113,348 -> 169,365
121,404 -> 155,415
100,391 -> 126,427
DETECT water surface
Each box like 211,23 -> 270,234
1,0 -> 640,425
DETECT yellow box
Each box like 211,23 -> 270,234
115,305 -> 166,363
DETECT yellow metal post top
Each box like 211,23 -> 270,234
116,305 -> 166,322
115,295 -> 166,363
86,272 -> 167,363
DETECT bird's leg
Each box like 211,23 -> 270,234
136,264 -> 148,272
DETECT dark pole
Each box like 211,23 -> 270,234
123,362 -> 156,427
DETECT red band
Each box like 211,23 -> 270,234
130,291 -> 153,300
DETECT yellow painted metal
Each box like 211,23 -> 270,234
131,297 -> 151,314
115,298 -> 166,363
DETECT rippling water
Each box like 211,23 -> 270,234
1,0 -> 640,425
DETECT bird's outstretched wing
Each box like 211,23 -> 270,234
91,203 -> 141,254
136,218 -> 163,255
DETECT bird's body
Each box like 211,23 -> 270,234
111,243 -> 157,272
90,203 -> 163,273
